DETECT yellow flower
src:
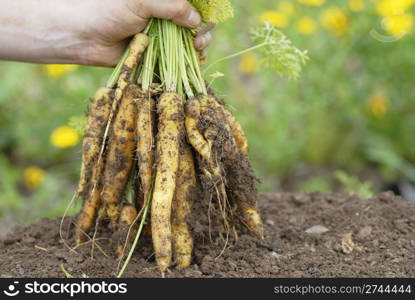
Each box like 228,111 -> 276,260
297,17 -> 318,35
368,93 -> 389,117
321,7 -> 349,36
298,0 -> 325,6
278,1 -> 295,16
50,126 -> 80,148
260,11 -> 288,28
348,0 -> 365,12
43,64 -> 78,78
239,52 -> 260,74
24,167 -> 45,190
376,0 -> 414,17
383,13 -> 414,37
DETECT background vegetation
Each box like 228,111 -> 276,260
1,0 -> 415,227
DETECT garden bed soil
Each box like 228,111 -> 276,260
1,192 -> 414,277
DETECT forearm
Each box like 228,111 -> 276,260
0,0 -> 90,64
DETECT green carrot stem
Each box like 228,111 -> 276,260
179,28 -> 194,98
117,191 -> 152,278
106,50 -> 129,88
159,19 -> 181,92
183,30 -> 207,95
158,19 -> 167,87
204,42 -> 270,73
184,50 -> 202,94
143,19 -> 153,34
141,20 -> 158,91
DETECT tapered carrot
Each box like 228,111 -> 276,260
101,84 -> 139,224
172,142 -> 196,268
136,94 -> 156,205
185,97 -> 211,162
75,88 -> 113,244
77,87 -> 113,199
151,92 -> 183,274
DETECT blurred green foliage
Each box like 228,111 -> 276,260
1,0 -> 415,225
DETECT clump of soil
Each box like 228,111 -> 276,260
1,192 -> 414,278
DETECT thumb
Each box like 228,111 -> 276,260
131,0 -> 201,28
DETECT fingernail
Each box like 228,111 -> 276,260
188,9 -> 201,27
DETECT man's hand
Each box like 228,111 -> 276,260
0,0 -> 213,66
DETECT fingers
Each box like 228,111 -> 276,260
195,22 -> 215,50
134,0 -> 201,28
127,0 -> 213,51
194,32 -> 212,50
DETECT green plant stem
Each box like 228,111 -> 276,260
140,37 -> 156,90
184,50 -> 202,94
143,19 -> 153,34
140,21 -> 158,91
147,19 -> 208,96
183,30 -> 207,95
158,19 -> 167,88
117,193 -> 151,278
106,50 -> 129,88
132,63 -> 142,83
179,28 -> 194,98
60,264 -> 74,278
204,42 -> 270,73
158,19 -> 182,92
183,33 -> 202,94
132,20 -> 155,84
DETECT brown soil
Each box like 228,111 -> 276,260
1,192 -> 414,278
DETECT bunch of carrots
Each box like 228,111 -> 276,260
70,0 -> 307,276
